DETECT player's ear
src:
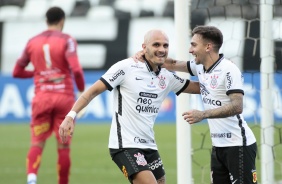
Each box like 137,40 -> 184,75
206,43 -> 212,52
142,44 -> 146,53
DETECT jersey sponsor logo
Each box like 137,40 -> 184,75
109,69 -> 125,82
147,83 -> 157,88
39,68 -> 61,76
148,158 -> 163,171
211,133 -> 232,138
139,92 -> 158,98
210,74 -> 219,89
226,72 -> 233,89
134,137 -> 155,144
173,73 -> 185,83
158,75 -> 166,89
136,104 -> 159,113
67,38 -> 76,52
131,64 -> 144,69
40,84 -> 66,91
136,97 -> 159,113
134,152 -> 147,166
200,83 -> 210,96
203,97 -> 222,106
33,122 -> 50,136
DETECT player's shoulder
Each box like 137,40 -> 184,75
28,31 -> 45,42
160,67 -> 173,75
221,57 -> 241,72
30,30 -> 75,41
116,58 -> 145,68
61,32 -> 75,40
222,57 -> 235,65
120,57 -> 135,63
56,32 -> 77,43
160,68 -> 181,80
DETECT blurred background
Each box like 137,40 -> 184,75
0,0 -> 282,183
0,0 -> 281,124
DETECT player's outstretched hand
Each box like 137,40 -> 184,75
182,109 -> 204,124
132,50 -> 145,63
59,117 -> 75,143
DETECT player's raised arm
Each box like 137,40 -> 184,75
12,46 -> 34,78
162,57 -> 188,73
59,80 -> 107,143
182,80 -> 200,94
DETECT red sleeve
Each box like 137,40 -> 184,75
13,63 -> 34,78
68,57 -> 85,92
12,45 -> 34,78
65,37 -> 85,92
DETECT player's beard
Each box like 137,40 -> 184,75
147,51 -> 166,66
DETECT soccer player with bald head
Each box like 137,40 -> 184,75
59,29 -> 200,184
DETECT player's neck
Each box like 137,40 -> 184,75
48,25 -> 62,31
203,52 -> 219,70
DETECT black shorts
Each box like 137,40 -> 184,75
109,148 -> 165,183
211,143 -> 258,184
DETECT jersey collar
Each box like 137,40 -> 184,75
204,54 -> 224,73
143,56 -> 162,76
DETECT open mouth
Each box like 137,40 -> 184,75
156,53 -> 166,59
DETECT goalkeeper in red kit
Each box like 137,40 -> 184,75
12,7 -> 85,184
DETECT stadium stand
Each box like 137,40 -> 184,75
0,5 -> 21,20
0,0 -> 174,20
0,0 -> 26,7
20,0 -> 49,20
0,0 -> 276,70
71,0 -> 90,17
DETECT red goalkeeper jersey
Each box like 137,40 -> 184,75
13,30 -> 85,95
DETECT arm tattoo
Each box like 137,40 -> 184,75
80,95 -> 91,104
203,93 -> 243,119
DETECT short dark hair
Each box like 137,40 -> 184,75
46,7 -> 65,25
192,25 -> 223,51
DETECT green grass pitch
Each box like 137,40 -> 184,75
0,123 -> 281,184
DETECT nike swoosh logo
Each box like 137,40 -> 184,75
135,77 -> 143,80
232,179 -> 237,184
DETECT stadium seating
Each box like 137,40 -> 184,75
0,0 -> 174,20
0,5 -> 21,21
20,0 -> 48,20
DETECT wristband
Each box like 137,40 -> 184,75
66,111 -> 77,119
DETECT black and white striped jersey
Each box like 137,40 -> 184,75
187,54 -> 256,147
101,58 -> 189,149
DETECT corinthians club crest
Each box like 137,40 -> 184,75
158,75 -> 166,89
210,74 -> 219,89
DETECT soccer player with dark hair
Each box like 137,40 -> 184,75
59,29 -> 200,184
12,6 -> 85,184
159,25 -> 258,184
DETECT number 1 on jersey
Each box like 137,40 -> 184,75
43,44 -> 52,68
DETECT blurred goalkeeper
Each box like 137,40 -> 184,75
149,25 -> 257,184
12,7 -> 85,184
